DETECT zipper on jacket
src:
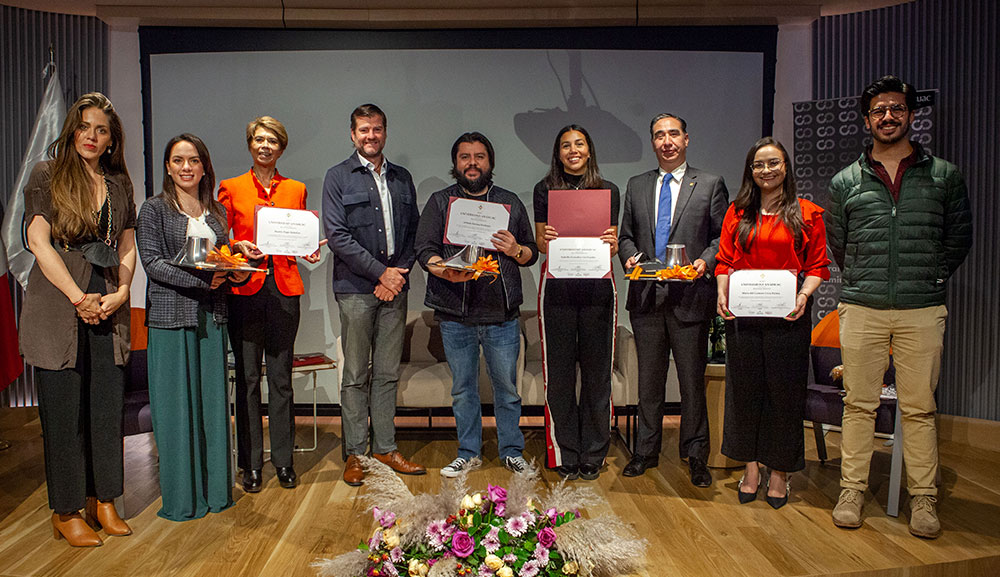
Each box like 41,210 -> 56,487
888,194 -> 898,307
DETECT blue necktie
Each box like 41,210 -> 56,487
655,174 -> 672,261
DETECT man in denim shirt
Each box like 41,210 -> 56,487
322,104 -> 424,485
415,132 -> 538,477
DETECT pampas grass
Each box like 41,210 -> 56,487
312,549 -> 369,577
553,516 -> 648,577
502,459 -> 540,517
541,480 -> 603,514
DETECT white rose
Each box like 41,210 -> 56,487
472,493 -> 483,507
497,566 -> 514,577
384,527 -> 400,549
484,555 -> 504,571
461,494 -> 477,510
562,561 -> 578,575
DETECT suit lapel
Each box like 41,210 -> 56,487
642,170 -> 658,246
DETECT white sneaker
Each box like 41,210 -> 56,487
441,456 -> 481,478
504,455 -> 529,473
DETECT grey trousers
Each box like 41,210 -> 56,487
336,292 -> 407,455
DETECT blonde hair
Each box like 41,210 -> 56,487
47,92 -> 128,243
245,116 -> 288,151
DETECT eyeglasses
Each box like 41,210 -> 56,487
868,104 -> 908,119
750,159 -> 784,172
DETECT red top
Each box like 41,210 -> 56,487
715,197 -> 831,280
218,169 -> 308,296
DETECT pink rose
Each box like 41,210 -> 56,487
451,530 -> 476,557
487,483 -> 507,503
537,526 -> 557,549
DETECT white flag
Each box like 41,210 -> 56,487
2,70 -> 66,289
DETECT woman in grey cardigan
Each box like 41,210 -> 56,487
136,134 -> 248,521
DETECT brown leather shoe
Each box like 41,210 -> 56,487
52,512 -> 103,547
373,450 -> 427,475
343,454 -> 364,486
86,497 -> 132,536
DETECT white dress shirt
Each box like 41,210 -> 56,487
653,162 -> 686,227
358,151 -> 395,257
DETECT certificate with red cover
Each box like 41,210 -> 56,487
548,189 -> 611,236
546,189 -> 612,279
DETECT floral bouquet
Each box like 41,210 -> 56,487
314,458 -> 646,577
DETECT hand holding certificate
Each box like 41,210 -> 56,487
254,206 -> 320,256
545,189 -> 613,279
444,198 -> 511,249
727,269 -> 797,317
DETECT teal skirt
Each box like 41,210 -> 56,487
147,310 -> 233,521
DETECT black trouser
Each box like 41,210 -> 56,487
541,278 -> 614,469
227,273 -> 300,470
630,299 -> 710,461
721,300 -> 811,472
36,267 -> 124,514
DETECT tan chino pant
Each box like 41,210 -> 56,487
837,303 -> 948,496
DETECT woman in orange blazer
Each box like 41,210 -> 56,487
218,116 -> 320,493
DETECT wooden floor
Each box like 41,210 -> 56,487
1,408 -> 999,577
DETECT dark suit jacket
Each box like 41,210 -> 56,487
618,165 -> 729,321
322,153 -> 419,294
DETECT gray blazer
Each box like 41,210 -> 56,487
136,194 -> 229,329
618,165 -> 729,321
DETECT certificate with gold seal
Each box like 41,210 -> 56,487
254,206 -> 320,256
729,269 -> 797,317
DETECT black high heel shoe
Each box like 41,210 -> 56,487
737,468 -> 762,504
766,473 -> 791,509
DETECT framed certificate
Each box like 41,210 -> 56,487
547,237 -> 611,279
253,206 -> 320,256
444,197 -> 511,249
728,269 -> 797,317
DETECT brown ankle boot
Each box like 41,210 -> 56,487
52,512 -> 103,547
85,497 -> 132,536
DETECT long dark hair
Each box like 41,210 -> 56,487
47,92 -> 128,242
543,124 -> 604,190
732,137 -> 803,252
161,134 -> 225,224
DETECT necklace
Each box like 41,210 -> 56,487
91,175 -> 113,245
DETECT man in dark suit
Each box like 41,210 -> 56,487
618,113 -> 729,485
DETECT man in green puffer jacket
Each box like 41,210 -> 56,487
827,75 -> 972,540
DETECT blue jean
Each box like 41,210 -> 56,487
439,319 -> 524,461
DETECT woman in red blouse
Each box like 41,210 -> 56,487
217,116 -> 320,494
715,137 -> 830,508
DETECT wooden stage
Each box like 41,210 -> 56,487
1,409 -> 998,577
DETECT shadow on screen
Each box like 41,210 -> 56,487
514,51 -> 642,165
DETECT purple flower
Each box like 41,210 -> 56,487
495,502 -> 506,517
518,560 -> 540,577
487,484 -> 508,503
451,530 -> 476,558
532,543 -> 550,565
505,516 -> 528,537
537,526 -> 556,549
544,508 -> 558,524
482,526 -> 501,554
390,547 -> 405,563
369,529 -> 383,550
427,520 -> 454,551
478,565 -> 495,577
502,554 -> 517,564
381,511 -> 397,528
382,560 -> 399,577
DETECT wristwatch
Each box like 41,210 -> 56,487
515,245 -> 523,260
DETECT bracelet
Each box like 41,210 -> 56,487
514,245 -> 523,260
71,294 -> 87,307
798,291 -> 810,298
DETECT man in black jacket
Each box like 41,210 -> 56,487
415,132 -> 538,478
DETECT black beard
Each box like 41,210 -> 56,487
454,167 -> 493,194
871,120 -> 910,145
